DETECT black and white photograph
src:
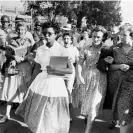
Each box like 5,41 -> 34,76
0,0 -> 133,133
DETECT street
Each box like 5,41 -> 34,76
0,104 -> 119,133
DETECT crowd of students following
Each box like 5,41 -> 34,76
0,14 -> 133,133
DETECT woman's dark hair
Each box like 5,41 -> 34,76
130,32 -> 133,38
92,25 -> 108,42
42,22 -> 59,34
102,32 -> 108,42
82,27 -> 92,38
82,27 -> 91,34
62,32 -> 74,43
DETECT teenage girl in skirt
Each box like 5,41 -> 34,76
16,22 -> 72,133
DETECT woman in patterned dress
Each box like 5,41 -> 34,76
15,22 -> 72,133
73,26 -> 107,133
0,23 -> 32,123
108,26 -> 133,133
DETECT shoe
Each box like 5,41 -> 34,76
108,120 -> 116,130
12,103 -> 19,109
84,118 -> 87,124
70,117 -> 72,124
0,115 -> 8,124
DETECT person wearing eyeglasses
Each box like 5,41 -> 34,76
107,25 -> 133,133
0,15 -> 11,33
0,15 -> 14,44
16,22 -> 72,133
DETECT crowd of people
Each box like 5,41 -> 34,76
0,14 -> 133,133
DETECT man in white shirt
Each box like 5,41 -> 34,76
0,15 -> 13,43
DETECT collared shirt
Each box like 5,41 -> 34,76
66,45 -> 79,64
0,27 -> 14,43
39,40 -> 68,57
35,41 -> 69,71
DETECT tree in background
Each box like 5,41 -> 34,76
86,1 -> 122,27
23,1 -> 77,26
23,0 -> 122,28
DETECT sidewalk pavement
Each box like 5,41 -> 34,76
0,104 -> 120,133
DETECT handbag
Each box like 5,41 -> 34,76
97,48 -> 113,72
97,58 -> 109,72
5,65 -> 19,76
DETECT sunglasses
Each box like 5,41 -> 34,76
43,32 -> 55,36
36,25 -> 41,27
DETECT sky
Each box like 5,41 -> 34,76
0,0 -> 133,25
0,0 -> 24,11
121,0 -> 133,25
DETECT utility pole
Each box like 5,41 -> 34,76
31,8 -> 33,31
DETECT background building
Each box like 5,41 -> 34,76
0,2 -> 32,30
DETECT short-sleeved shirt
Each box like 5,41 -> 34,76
35,41 -> 69,70
39,40 -> 68,57
66,46 -> 79,64
0,27 -> 14,43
